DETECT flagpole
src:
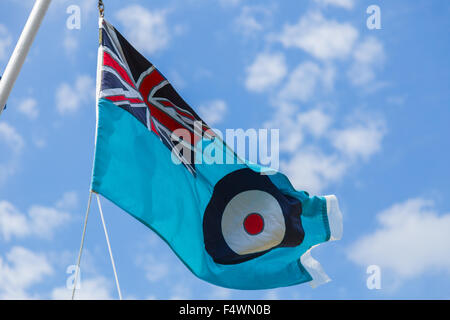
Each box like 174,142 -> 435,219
0,0 -> 51,115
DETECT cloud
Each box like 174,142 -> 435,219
278,61 -> 335,103
348,198 -> 450,280
314,0 -> 355,10
0,122 -> 24,184
348,36 -> 385,86
0,122 -> 24,154
55,191 -> 78,211
0,193 -> 72,241
282,148 -> 347,194
63,34 -> 78,55
255,13 -> 387,195
265,104 -> 332,154
136,251 -> 174,284
17,98 -> 38,120
198,100 -> 227,125
0,24 -> 12,61
274,11 -> 358,60
297,109 -> 333,138
245,52 -> 287,92
0,202 -> 28,240
55,75 -> 95,114
234,5 -> 273,36
269,107 -> 384,194
115,5 -> 170,55
0,246 -> 53,299
267,105 -> 385,194
331,120 -> 386,160
51,276 -> 113,300
138,253 -> 170,283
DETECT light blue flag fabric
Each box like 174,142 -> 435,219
91,18 -> 343,290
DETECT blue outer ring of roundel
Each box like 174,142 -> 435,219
203,168 -> 305,265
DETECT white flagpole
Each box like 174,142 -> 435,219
0,0 -> 52,115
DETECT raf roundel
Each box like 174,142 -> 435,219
221,190 -> 286,256
203,168 -> 306,265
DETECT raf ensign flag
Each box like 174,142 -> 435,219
91,18 -> 343,289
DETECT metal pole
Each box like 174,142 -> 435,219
0,0 -> 52,115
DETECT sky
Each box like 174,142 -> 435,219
0,0 -> 449,300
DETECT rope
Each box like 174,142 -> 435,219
72,191 -> 93,300
96,193 -> 123,300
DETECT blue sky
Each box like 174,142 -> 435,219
0,0 -> 449,299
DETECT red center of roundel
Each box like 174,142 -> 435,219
243,213 -> 264,235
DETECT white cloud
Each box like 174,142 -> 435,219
264,102 -> 303,153
0,24 -> 12,61
55,191 -> 78,211
0,122 -> 24,184
298,109 -> 332,138
0,122 -> 24,154
282,149 -> 347,194
51,276 -> 113,300
198,99 -> 227,125
270,107 -> 384,194
234,5 -> 273,36
314,0 -> 355,10
116,5 -> 170,55
0,201 -> 28,240
56,75 -> 95,114
137,253 -> 170,283
245,52 -> 287,92
0,246 -> 53,299
279,61 -> 335,103
252,12 -> 387,197
27,205 -> 71,238
275,11 -> 358,60
353,37 -> 385,65
348,37 -> 385,86
265,104 -> 332,154
331,120 -> 385,160
0,193 -> 72,241
63,34 -> 78,55
17,98 -> 38,120
348,198 -> 450,280
269,107 -> 385,194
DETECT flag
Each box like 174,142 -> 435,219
91,18 -> 343,289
